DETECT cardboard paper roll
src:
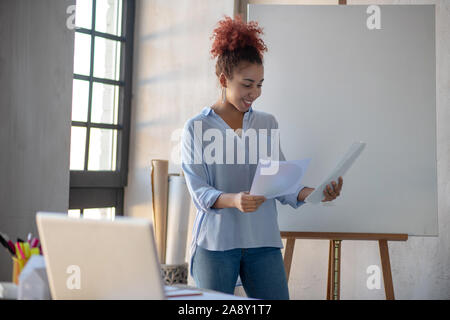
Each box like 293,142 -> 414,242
151,159 -> 169,264
165,174 -> 191,265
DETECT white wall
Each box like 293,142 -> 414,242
125,0 -> 450,299
0,0 -> 74,281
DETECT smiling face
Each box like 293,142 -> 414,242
219,61 -> 264,113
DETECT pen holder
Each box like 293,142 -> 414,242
12,257 -> 27,285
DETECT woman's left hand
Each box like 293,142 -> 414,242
322,176 -> 343,202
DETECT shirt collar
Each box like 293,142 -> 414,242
201,106 -> 213,116
202,105 -> 253,116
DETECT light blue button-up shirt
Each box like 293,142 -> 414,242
181,106 -> 306,276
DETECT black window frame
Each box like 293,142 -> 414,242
69,0 -> 135,215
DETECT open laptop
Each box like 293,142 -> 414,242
36,212 -> 198,300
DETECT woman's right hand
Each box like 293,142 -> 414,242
233,191 -> 266,213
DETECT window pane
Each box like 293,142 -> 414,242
70,126 -> 87,170
71,79 -> 90,122
88,128 -> 117,171
83,207 -> 115,220
93,37 -> 121,81
68,209 -> 81,219
73,32 -> 92,76
75,0 -> 93,29
95,0 -> 123,36
91,82 -> 119,124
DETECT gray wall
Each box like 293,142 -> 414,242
0,0 -> 74,281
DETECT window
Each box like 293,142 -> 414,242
69,0 -> 135,215
68,207 -> 116,220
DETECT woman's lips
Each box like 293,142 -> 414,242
243,99 -> 252,107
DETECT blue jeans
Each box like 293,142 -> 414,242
192,246 -> 289,300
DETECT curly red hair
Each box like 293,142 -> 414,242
210,14 -> 267,60
210,15 -> 268,80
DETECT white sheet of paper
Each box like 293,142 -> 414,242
249,158 -> 311,199
305,141 -> 366,204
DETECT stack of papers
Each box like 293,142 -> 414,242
250,158 -> 311,198
305,142 -> 366,204
249,142 -> 366,204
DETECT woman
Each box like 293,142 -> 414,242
181,15 -> 343,299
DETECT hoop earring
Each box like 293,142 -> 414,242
222,87 -> 226,104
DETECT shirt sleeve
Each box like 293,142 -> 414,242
272,117 -> 307,209
181,120 -> 224,214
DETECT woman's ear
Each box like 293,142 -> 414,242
219,73 -> 228,88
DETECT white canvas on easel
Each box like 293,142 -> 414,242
248,4 -> 438,237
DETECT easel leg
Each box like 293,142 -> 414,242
284,237 -> 295,282
327,241 -> 333,299
378,240 -> 395,300
335,240 -> 341,300
327,240 -> 342,300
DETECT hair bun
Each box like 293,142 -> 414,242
210,15 -> 267,59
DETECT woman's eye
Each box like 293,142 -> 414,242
243,85 -> 263,88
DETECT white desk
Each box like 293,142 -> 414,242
167,284 -> 253,300
0,282 -> 252,300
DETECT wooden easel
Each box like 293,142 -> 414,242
281,232 -> 408,300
